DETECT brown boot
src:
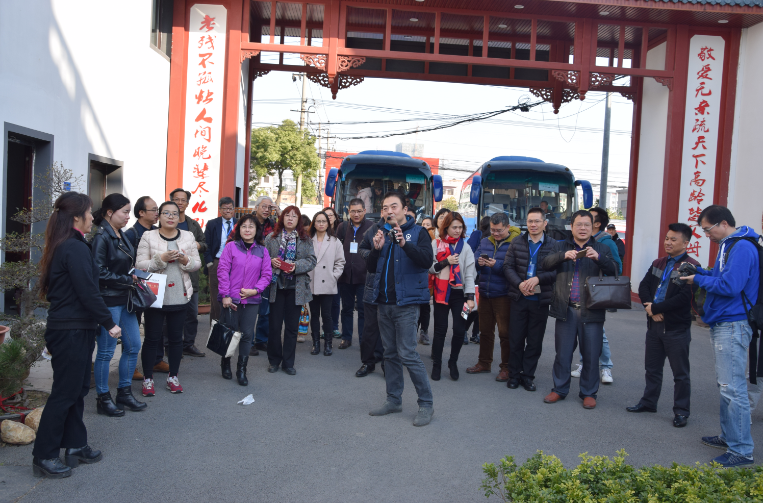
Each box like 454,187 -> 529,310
153,361 -> 170,373
465,363 -> 490,374
132,368 -> 144,381
583,397 -> 597,409
544,391 -> 564,404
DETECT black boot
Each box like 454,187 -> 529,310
64,445 -> 103,468
431,363 -> 441,381
448,361 -> 460,381
33,457 -> 72,478
96,392 -> 125,417
236,355 -> 249,386
324,337 -> 333,356
310,337 -> 320,355
221,357 -> 232,380
115,386 -> 147,411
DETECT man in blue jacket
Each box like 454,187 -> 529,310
681,205 -> 759,468
367,192 -> 435,426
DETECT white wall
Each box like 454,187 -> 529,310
235,59 -> 249,205
0,0 -> 170,226
630,42 -> 669,287
728,24 -> 763,233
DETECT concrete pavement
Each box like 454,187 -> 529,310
1,305 -> 762,502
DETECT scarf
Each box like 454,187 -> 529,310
274,229 -> 298,282
431,235 -> 464,305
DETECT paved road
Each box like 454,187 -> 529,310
2,305 -> 762,502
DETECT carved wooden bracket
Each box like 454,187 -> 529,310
654,77 -> 673,91
308,73 -> 365,99
590,72 -> 615,88
241,50 -> 260,63
300,54 -> 328,71
337,56 -> 366,72
552,70 -> 580,88
529,87 -> 582,114
619,91 -> 635,102
253,70 -> 270,81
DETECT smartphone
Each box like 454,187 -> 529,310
279,261 -> 295,273
461,303 -> 471,320
128,268 -> 152,281
480,254 -> 489,260
576,249 -> 587,259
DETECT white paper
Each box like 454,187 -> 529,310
144,273 -> 167,309
238,394 -> 255,405
538,182 -> 559,193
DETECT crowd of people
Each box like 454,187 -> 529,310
30,187 -> 761,478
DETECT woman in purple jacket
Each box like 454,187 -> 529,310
217,214 -> 272,385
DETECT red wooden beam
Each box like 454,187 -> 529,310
543,0 -> 763,15
300,3 -> 307,45
269,1 -> 276,44
624,75 -> 643,278
468,39 -> 473,76
665,26 -> 676,71
482,15 -> 489,58
385,8 -> 392,52
574,20 -> 582,64
617,25 -> 625,68
716,28 -> 741,208
165,0 -> 188,198
530,18 -> 537,61
243,59 -> 255,207
640,26 -> 648,70
339,2 -> 347,48
241,0 -> 250,43
434,12 -> 441,54
220,0 -> 244,201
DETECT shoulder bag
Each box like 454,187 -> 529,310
584,270 -> 632,310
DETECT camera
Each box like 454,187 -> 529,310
670,262 -> 698,286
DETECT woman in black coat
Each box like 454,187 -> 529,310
32,192 -> 120,479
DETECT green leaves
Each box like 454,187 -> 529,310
481,450 -> 763,502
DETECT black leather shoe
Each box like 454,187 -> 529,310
96,392 -> 125,417
249,346 -> 259,356
221,357 -> 233,380
356,364 -> 375,377
521,378 -> 537,392
673,414 -> 688,428
626,403 -> 657,413
338,340 -> 352,349
506,379 -> 520,389
282,367 -> 297,376
324,339 -> 333,356
448,361 -> 459,381
236,355 -> 249,386
33,457 -> 72,478
115,386 -> 147,411
310,340 -> 320,355
183,345 -> 206,357
267,364 -> 279,373
255,342 -> 268,351
64,445 -> 103,468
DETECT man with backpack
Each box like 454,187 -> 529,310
680,205 -> 760,468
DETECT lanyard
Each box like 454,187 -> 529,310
528,240 -> 541,261
657,255 -> 683,290
352,225 -> 359,242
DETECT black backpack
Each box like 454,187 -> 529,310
724,236 -> 763,383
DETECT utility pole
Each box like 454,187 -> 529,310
599,92 -> 612,210
296,72 -> 307,208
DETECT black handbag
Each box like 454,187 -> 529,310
206,308 -> 237,357
584,270 -> 632,310
127,281 -> 158,313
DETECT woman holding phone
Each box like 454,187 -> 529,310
307,211 -> 345,356
136,201 -> 201,396
428,212 -> 476,381
91,193 -> 146,417
264,206 -> 317,375
216,214 -> 272,385
322,206 -> 342,339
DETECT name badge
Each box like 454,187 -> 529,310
350,242 -> 358,254
527,263 -> 536,278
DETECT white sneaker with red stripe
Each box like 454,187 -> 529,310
142,378 -> 155,397
166,376 -> 183,394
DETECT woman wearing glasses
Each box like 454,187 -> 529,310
136,201 -> 201,396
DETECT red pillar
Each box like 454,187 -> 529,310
623,77 -> 643,279
165,0 -> 189,199
219,0 -> 243,202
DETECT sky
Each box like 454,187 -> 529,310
249,57 -> 635,201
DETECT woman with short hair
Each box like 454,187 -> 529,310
433,208 -> 452,239
264,206 -> 317,375
323,206 -> 342,338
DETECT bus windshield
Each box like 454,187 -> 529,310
339,165 -> 431,221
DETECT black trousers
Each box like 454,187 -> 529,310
143,308 -> 185,378
360,302 -> 384,365
508,297 -> 550,380
309,294 -> 334,342
32,328 -> 96,460
418,302 -> 430,332
268,288 -> 301,369
552,306 -> 603,399
639,322 -> 691,416
431,289 -> 466,366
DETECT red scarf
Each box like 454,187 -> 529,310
430,235 -> 463,305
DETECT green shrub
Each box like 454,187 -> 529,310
481,450 -> 763,502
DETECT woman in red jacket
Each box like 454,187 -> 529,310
217,214 -> 273,385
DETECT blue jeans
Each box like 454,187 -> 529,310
378,304 -> 433,408
710,320 -> 754,458
255,285 -> 271,345
339,283 -> 365,343
331,293 -> 340,332
94,305 -> 141,394
578,328 -> 613,369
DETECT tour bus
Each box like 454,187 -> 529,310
324,150 -> 443,223
458,156 -> 594,241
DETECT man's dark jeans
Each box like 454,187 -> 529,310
339,283 -> 365,343
508,297 -> 550,380
639,322 -> 691,417
360,302 -> 384,365
552,305 -> 603,399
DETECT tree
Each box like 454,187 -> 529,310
250,119 -> 320,205
440,197 -> 458,212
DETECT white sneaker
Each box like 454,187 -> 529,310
297,335 -> 306,343
571,364 -> 582,378
601,368 -> 613,384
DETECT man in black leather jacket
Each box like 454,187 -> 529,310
540,210 -> 617,410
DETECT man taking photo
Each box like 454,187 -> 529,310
367,192 -> 434,427
680,205 -> 759,468
630,223 -> 699,428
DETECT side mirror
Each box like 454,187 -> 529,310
577,180 -> 593,209
324,168 -> 338,197
470,176 -> 482,205
432,175 -> 443,202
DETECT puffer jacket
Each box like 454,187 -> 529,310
217,239 -> 272,305
503,232 -> 557,305
539,234 -> 617,323
360,222 -> 383,304
136,229 -> 202,298
264,231 -> 317,306
476,226 -> 521,299
91,223 -> 135,298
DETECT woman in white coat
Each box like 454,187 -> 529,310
307,211 -> 345,356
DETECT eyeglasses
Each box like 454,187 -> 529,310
527,219 -> 544,225
172,198 -> 188,204
349,210 -> 363,215
702,222 -> 719,234
574,223 -> 592,229
145,208 -> 159,213
161,212 -> 180,218
220,206 -> 235,211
